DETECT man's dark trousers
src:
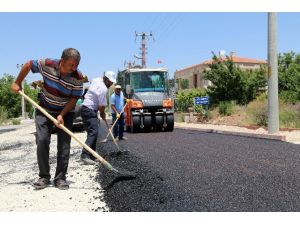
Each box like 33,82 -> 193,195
80,105 -> 98,157
35,109 -> 74,182
112,113 -> 124,138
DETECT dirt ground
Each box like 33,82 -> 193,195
0,121 -> 108,212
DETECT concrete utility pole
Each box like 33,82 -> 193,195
267,12 -> 279,134
16,63 -> 26,119
135,31 -> 153,68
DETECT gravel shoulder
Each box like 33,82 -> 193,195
0,121 -> 108,212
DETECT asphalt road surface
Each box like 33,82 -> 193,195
95,126 -> 300,212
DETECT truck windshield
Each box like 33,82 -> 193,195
131,71 -> 167,92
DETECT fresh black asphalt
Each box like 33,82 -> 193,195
94,126 -> 300,212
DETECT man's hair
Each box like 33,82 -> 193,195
61,48 -> 81,62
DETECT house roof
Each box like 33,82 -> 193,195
202,56 -> 267,65
175,55 -> 267,74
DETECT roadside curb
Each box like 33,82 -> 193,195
175,123 -> 286,142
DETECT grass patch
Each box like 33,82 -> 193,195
11,118 -> 21,125
0,106 -> 8,125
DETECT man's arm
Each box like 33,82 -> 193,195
11,61 -> 32,93
111,104 -> 118,115
98,106 -> 106,121
55,97 -> 78,127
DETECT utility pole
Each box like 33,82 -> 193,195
135,31 -> 153,68
267,12 -> 279,134
16,63 -> 26,119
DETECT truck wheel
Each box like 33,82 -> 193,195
126,125 -> 131,132
131,115 -> 140,133
165,114 -> 174,132
143,115 -> 152,132
155,115 -> 163,132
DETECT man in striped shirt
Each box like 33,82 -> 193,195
11,48 -> 84,190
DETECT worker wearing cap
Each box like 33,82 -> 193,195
80,71 -> 116,165
110,85 -> 128,140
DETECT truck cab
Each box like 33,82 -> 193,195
118,67 -> 174,132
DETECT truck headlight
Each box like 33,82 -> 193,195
163,98 -> 173,108
132,100 -> 143,108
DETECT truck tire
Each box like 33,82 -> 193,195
143,115 -> 152,132
165,114 -> 174,132
126,125 -> 131,132
131,115 -> 140,133
155,115 -> 163,131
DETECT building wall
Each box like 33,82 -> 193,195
175,62 -> 264,90
175,64 -> 210,89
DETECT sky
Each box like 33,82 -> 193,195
1,12 -> 300,84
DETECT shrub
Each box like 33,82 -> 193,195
279,110 -> 300,128
246,97 -> 268,126
218,101 -> 234,116
174,112 -> 185,123
279,90 -> 298,104
175,88 -> 207,112
194,105 -> 210,122
12,118 -> 21,125
279,101 -> 300,128
0,106 -> 8,125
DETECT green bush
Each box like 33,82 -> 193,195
194,105 -> 204,114
194,104 -> 210,121
12,118 -> 21,125
175,88 -> 207,112
278,102 -> 300,128
279,90 -> 298,104
279,110 -> 300,128
218,101 -> 234,116
246,97 -> 268,126
0,106 -> 8,124
174,112 -> 184,123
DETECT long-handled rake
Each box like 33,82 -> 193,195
101,102 -> 128,143
18,90 -> 135,178
104,119 -> 120,151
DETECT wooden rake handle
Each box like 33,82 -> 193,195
105,102 -> 128,139
104,119 -> 120,151
18,90 -> 116,171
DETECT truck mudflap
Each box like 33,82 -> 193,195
131,109 -> 174,132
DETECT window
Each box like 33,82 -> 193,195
130,71 -> 166,92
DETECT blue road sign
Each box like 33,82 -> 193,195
194,96 -> 209,105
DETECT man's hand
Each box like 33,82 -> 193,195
11,82 -> 21,94
116,113 -> 120,119
55,114 -> 64,128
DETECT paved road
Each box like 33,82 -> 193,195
95,127 -> 300,212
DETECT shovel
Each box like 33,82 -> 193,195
18,90 -> 135,178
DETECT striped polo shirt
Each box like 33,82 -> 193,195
31,58 -> 84,113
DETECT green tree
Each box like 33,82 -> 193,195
203,55 -> 267,105
0,74 -> 38,118
176,79 -> 189,90
278,51 -> 300,103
